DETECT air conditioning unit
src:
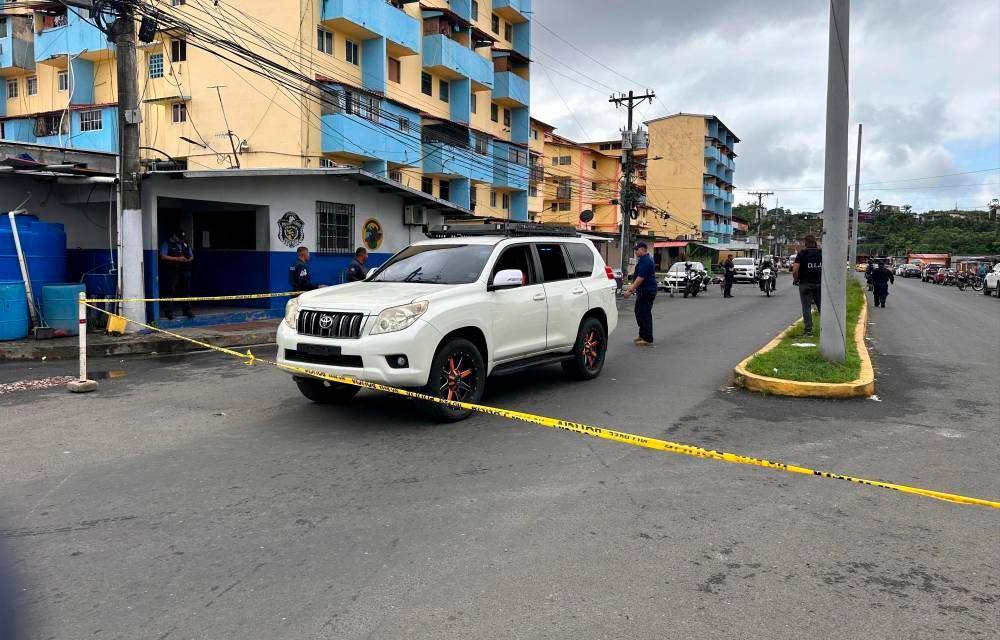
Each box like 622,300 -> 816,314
404,205 -> 426,226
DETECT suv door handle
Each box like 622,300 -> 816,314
532,293 -> 546,301
571,288 -> 585,295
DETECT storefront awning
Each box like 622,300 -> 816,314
653,241 -> 689,248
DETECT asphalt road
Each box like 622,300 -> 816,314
1,274 -> 998,640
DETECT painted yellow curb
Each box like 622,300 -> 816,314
733,298 -> 875,398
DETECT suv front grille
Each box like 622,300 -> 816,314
297,310 -> 365,338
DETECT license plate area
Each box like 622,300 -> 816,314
296,343 -> 343,357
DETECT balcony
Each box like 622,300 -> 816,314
492,142 -> 529,191
704,146 -> 720,162
34,14 -> 110,64
720,154 -> 734,171
720,189 -> 732,203
422,140 -> 493,184
422,34 -> 493,89
702,198 -> 722,215
0,18 -> 35,77
321,112 -> 422,166
703,183 -> 720,198
321,0 -> 421,56
493,0 -> 531,23
493,70 -> 528,108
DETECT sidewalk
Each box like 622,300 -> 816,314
0,320 -> 277,361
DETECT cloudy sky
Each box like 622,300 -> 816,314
530,0 -> 1000,213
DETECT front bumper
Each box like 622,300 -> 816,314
276,318 -> 442,387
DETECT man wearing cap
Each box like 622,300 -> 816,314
622,241 -> 657,346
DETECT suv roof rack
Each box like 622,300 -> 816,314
426,220 -> 580,239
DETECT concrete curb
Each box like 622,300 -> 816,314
0,329 -> 276,361
732,298 -> 874,398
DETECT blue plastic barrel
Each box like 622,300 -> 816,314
42,283 -> 85,335
0,281 -> 30,341
0,215 -> 67,295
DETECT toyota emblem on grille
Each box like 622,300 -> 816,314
318,314 -> 334,329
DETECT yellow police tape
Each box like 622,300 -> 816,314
82,291 -> 301,304
82,302 -> 1000,511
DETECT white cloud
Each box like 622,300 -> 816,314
531,0 -> 1000,212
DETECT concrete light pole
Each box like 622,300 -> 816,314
849,123 -> 862,267
820,0 -> 850,362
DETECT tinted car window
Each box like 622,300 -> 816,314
492,244 -> 536,284
371,244 -> 493,284
565,242 -> 595,277
536,243 -> 571,282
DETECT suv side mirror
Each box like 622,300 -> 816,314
490,269 -> 525,291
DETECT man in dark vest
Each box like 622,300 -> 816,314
159,230 -> 194,320
870,259 -> 894,308
289,246 -> 319,291
345,247 -> 369,283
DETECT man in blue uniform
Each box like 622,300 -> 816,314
345,247 -> 368,283
623,241 -> 657,346
159,230 -> 194,320
289,246 -> 319,291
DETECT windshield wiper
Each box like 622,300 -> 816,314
402,266 -> 424,282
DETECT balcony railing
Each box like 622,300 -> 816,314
321,0 -> 421,56
422,139 -> 493,183
422,34 -> 493,89
493,0 -> 531,23
704,146 -> 720,162
322,112 -> 422,165
703,182 -> 720,197
492,142 -> 529,191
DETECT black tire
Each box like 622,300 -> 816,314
983,284 -> 991,296
562,316 -> 607,381
421,337 -> 485,423
765,284 -> 771,297
294,376 -> 360,404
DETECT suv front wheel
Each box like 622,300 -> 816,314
421,337 -> 486,422
294,376 -> 360,404
563,317 -> 607,381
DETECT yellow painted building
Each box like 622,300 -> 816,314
0,0 -> 535,219
536,131 -> 623,233
643,113 -> 739,243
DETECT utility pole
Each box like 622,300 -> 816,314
209,85 -> 241,169
747,190 -> 772,259
610,90 -> 655,275
849,123 -> 862,267
113,0 -> 146,325
820,0 -> 850,363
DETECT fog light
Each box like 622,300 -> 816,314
386,355 -> 408,369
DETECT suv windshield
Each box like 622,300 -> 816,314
734,258 -> 754,265
371,244 -> 493,284
669,262 -> 704,273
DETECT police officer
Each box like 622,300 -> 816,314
289,246 -> 319,291
792,235 -> 822,337
159,230 -> 194,320
723,255 -> 736,298
622,241 -> 657,346
345,247 -> 368,283
870,259 -> 894,308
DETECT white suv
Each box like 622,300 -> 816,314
985,263 -> 1000,297
277,233 -> 618,421
732,257 -> 756,283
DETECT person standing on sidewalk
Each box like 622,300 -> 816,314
289,246 -> 319,291
622,241 -> 657,346
870,259 -> 894,308
792,235 -> 822,337
159,229 -> 194,320
723,255 -> 735,297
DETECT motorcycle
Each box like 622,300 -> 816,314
682,269 -> 702,298
956,272 -> 985,292
759,267 -> 776,297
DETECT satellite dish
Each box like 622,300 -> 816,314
579,209 -> 594,223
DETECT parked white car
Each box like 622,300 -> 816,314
732,257 -> 757,283
277,230 -> 619,421
984,263 -> 1000,297
661,261 -> 707,292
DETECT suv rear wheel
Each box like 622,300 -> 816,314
421,337 -> 485,422
563,317 -> 607,381
294,376 -> 360,404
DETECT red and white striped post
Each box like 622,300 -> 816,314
67,291 -> 98,393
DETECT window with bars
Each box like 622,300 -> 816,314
504,22 -> 512,41
421,177 -> 433,195
473,133 -> 489,155
503,108 -> 511,127
319,158 -> 335,168
507,146 -> 528,165
491,14 -> 499,34
148,53 -> 163,78
26,76 -> 37,96
421,72 -> 432,96
343,90 -> 380,123
79,109 -> 102,132
388,169 -> 402,183
316,201 -> 354,254
490,102 -> 498,122
502,193 -> 510,210
438,79 -> 449,103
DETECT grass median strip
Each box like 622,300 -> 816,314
745,278 -> 864,383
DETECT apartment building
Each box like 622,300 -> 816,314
535,131 -> 623,233
527,117 -> 552,218
644,113 -> 739,244
0,0 -> 534,219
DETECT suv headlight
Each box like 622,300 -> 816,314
371,301 -> 429,335
284,298 -> 299,329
